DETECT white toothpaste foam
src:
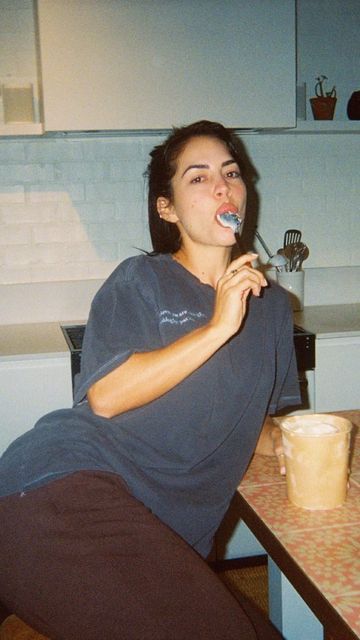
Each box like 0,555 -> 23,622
217,212 -> 243,232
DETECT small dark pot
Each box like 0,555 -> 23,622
347,91 -> 360,120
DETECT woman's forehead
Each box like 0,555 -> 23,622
175,136 -> 235,170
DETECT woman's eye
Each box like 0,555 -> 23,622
226,170 -> 241,179
190,175 -> 204,184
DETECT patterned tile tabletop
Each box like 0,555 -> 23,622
238,410 -> 360,639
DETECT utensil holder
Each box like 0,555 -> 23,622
276,270 -> 304,311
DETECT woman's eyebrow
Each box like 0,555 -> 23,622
181,163 -> 208,178
181,159 -> 237,178
222,159 -> 237,167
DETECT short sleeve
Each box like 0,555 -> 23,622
267,295 -> 302,414
73,258 -> 162,404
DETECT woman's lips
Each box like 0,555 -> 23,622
216,203 -> 238,216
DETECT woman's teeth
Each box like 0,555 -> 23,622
216,212 -> 243,232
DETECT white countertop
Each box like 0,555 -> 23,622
1,268 -> 359,326
294,303 -> 360,338
0,322 -> 70,360
1,304 -> 359,360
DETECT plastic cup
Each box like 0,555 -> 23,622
278,414 -> 352,510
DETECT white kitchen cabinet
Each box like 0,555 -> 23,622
0,0 -> 43,136
36,0 -> 296,131
293,305 -> 360,413
0,354 -> 72,456
314,336 -> 360,412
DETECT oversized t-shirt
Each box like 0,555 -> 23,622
0,254 -> 300,556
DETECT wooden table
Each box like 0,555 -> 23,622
237,411 -> 360,640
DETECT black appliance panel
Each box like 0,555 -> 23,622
61,325 -> 85,392
293,325 -> 315,371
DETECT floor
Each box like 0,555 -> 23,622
215,556 -> 269,617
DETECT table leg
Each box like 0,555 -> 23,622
268,557 -> 324,640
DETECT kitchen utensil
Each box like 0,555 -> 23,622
255,230 -> 288,271
284,241 -> 309,271
284,244 -> 296,271
293,242 -> 309,271
277,247 -> 293,272
283,229 -> 302,248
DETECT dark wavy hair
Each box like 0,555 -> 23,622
145,120 -> 246,254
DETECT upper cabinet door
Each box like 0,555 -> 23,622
36,0 -> 296,131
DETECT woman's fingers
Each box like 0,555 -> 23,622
212,254 -> 267,338
227,252 -> 265,275
271,426 -> 286,475
226,254 -> 267,286
224,255 -> 267,298
226,270 -> 262,297
225,252 -> 259,272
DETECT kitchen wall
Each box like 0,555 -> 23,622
0,0 -> 359,323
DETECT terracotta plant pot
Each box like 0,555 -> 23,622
310,96 -> 337,120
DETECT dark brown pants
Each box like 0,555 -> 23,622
0,471 -> 282,639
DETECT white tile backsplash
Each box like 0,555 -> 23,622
0,132 -> 359,305
242,133 -> 360,270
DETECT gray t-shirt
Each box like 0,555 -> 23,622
0,254 -> 300,556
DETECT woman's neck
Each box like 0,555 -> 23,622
172,245 -> 232,288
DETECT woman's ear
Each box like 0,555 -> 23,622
157,197 -> 178,223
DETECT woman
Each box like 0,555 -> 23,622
0,121 -> 300,639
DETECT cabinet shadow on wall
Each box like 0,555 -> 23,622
230,136 -> 261,261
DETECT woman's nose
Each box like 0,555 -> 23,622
215,175 -> 230,196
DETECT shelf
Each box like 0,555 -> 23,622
0,122 -> 44,137
284,120 -> 360,134
0,120 -> 358,139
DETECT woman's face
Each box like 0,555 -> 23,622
157,135 -> 246,250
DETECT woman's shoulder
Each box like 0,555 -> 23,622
109,253 -> 170,282
265,277 -> 289,302
93,253 -> 171,300
262,276 -> 293,319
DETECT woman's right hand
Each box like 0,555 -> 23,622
210,253 -> 267,339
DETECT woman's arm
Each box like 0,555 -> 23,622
88,254 -> 267,418
88,322 -> 226,418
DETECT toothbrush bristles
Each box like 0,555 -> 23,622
217,212 -> 243,232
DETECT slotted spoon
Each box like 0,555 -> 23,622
283,229 -> 302,248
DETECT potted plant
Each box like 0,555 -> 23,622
310,75 -> 337,120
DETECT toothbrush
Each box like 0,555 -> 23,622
216,211 -> 243,249
216,212 -> 243,233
